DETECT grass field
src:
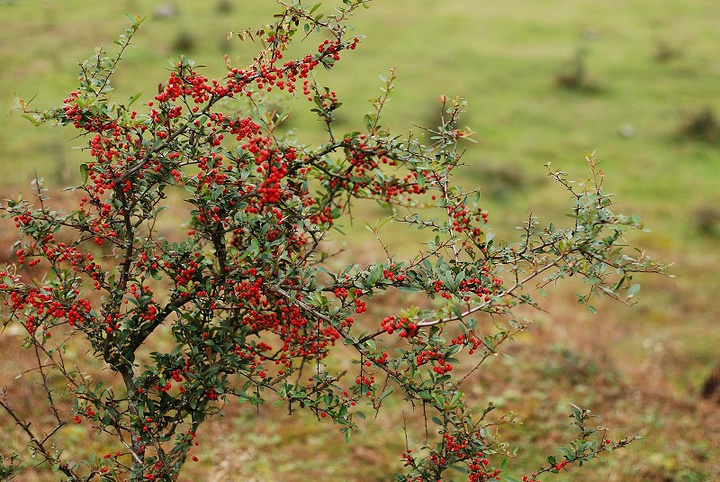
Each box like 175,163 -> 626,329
1,0 -> 719,480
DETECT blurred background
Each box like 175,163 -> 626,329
1,0 -> 719,480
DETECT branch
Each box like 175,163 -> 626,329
0,391 -> 80,481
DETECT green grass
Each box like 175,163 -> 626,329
1,1 -> 720,480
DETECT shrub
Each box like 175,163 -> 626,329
653,40 -> 682,63
216,0 -> 233,14
554,47 -> 601,93
1,3 -> 665,481
678,106 -> 720,144
693,203 -> 720,236
172,29 -> 197,54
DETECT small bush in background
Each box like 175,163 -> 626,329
678,106 -> 720,144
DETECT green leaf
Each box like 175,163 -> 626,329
80,163 -> 89,184
627,283 -> 641,297
397,285 -> 423,293
21,113 -> 42,126
379,388 -> 394,400
124,13 -> 145,27
449,464 -> 469,474
128,92 -> 142,107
